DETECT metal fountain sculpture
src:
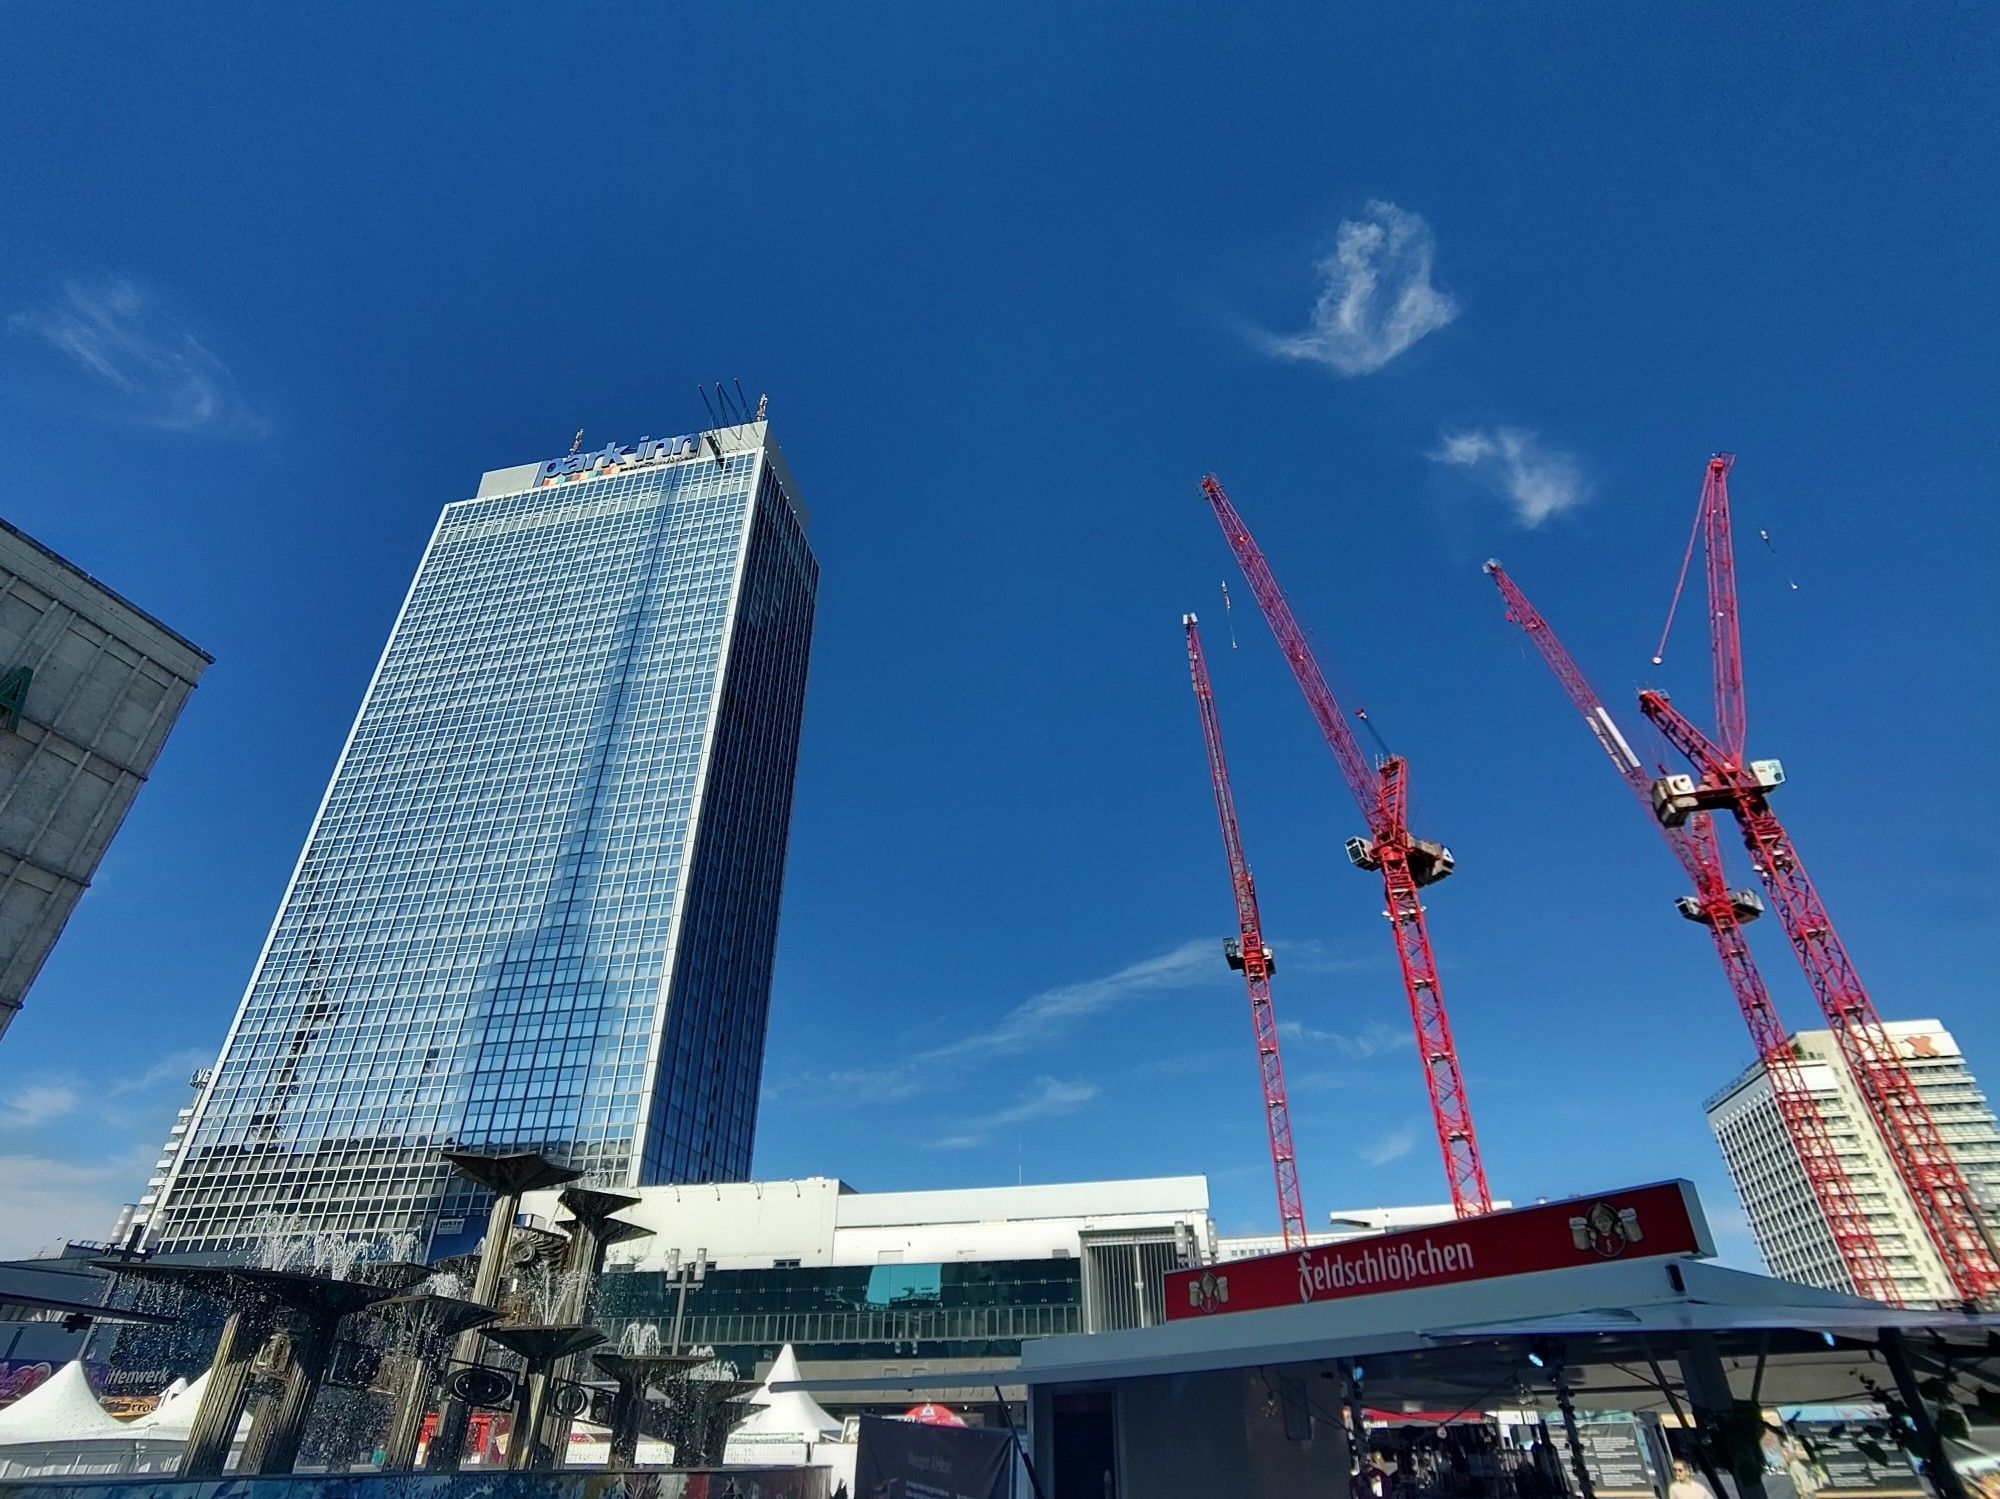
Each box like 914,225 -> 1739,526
95,1147 -> 664,1476
373,1284 -> 500,1472
592,1324 -> 706,1469
536,1188 -> 655,1458
97,1260 -> 401,1477
422,1150 -> 583,1470
425,1150 -> 663,1472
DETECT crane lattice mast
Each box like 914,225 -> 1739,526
1200,476 -> 1492,1218
1640,455 -> 2000,1303
1183,615 -> 1308,1249
1484,560 -> 1900,1303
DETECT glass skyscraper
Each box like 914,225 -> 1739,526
146,420 -> 816,1255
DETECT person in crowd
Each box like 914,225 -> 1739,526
1668,1459 -> 1717,1499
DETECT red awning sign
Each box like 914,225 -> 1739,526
1166,1180 -> 1710,1321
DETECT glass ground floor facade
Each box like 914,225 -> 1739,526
594,1256 -> 1084,1371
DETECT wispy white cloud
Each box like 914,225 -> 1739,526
9,278 -> 262,434
1276,1019 -> 1413,1061
1258,202 -> 1458,375
0,1084 -> 81,1130
922,941 -> 1217,1066
109,1048 -> 210,1099
1359,1124 -> 1418,1167
0,1153 -> 145,1257
1268,938 -> 1382,979
1428,426 -> 1588,526
770,939 -> 1221,1106
1128,1051 -> 1231,1082
932,1077 -> 1101,1149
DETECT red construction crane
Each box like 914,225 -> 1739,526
1183,614 -> 1308,1249
1200,475 -> 1492,1217
1484,560 -> 1901,1303
1640,455 -> 2000,1304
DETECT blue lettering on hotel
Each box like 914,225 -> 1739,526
536,434 -> 698,483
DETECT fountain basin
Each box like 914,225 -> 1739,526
0,1467 -> 833,1498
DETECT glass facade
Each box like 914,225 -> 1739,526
148,426 -> 816,1254
595,1258 -> 1084,1371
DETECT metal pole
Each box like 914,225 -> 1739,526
1679,1333 -> 1767,1499
1547,1353 -> 1597,1499
993,1383 -> 1049,1499
540,1229 -> 611,1456
378,1351 -> 432,1473
1881,1329 -> 1969,1499
1345,1361 -> 1371,1494
427,1189 -> 521,1470
1640,1338 -> 1729,1499
179,1307 -> 272,1477
251,1318 -> 340,1475
505,1366 -> 551,1471
670,1270 -> 690,1354
608,1380 -> 643,1469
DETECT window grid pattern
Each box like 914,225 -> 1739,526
1707,1029 -> 2000,1305
596,1259 -> 1083,1363
150,447 -> 816,1253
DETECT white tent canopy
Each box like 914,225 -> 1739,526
128,1370 -> 210,1437
0,1363 -> 252,1481
723,1344 -> 845,1469
0,1363 -> 126,1445
731,1345 -> 841,1439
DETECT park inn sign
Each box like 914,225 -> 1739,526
1166,1179 -> 1713,1320
535,433 -> 702,485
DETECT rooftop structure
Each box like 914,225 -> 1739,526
0,517 -> 210,1041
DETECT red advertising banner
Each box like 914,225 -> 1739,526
1166,1180 -> 1710,1321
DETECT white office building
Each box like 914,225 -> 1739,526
1706,1019 -> 2000,1304
519,1175 -> 1214,1417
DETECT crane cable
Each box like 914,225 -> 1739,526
1651,486 -> 1706,667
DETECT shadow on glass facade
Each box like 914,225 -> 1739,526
149,427 -> 816,1255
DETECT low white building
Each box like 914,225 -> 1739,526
518,1175 -> 1214,1418
1218,1201 -> 1515,1262
525,1175 -> 1210,1276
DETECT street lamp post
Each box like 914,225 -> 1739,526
665,1248 -> 709,1354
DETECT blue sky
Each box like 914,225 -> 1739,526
1,5 -> 1996,1264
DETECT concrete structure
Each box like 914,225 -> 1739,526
146,420 -> 817,1255
1707,1019 -> 2000,1303
0,519 -> 209,1041
524,1175 -> 1213,1418
108,1069 -> 209,1250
